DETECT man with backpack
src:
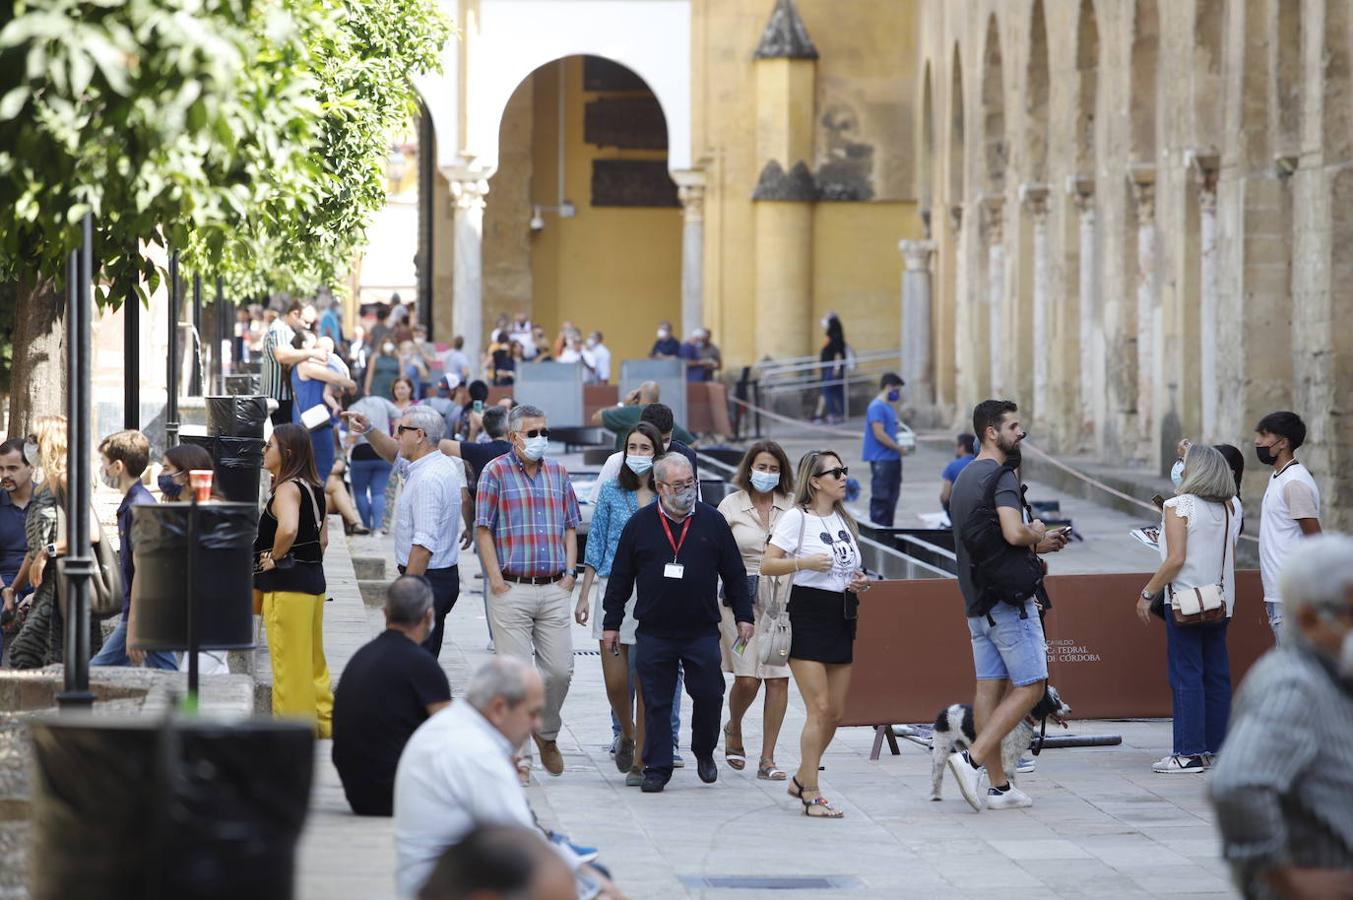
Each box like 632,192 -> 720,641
946,400 -> 1067,811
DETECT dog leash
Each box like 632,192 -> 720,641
1031,716 -> 1047,757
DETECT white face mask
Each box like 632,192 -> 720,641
521,435 -> 549,461
657,328 -> 669,339
1170,459 -> 1185,489
382,342 -> 396,354
749,470 -> 780,494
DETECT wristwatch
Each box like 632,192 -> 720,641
45,542 -> 58,559
1139,589 -> 1153,601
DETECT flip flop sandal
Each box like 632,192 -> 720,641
723,724 -> 746,771
757,761 -> 787,781
801,795 -> 844,819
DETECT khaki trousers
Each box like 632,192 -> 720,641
489,581 -> 575,742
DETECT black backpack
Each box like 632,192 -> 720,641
959,462 -> 1045,620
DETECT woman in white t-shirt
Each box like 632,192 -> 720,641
1135,444 -> 1242,775
761,449 -> 870,819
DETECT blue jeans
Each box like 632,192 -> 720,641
635,631 -> 723,778
90,617 -> 178,670
868,459 -> 902,527
967,599 -> 1048,687
1265,601 -> 1284,643
349,457 -> 393,530
820,382 -> 844,420
1164,614 -> 1231,756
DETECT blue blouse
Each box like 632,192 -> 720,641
585,478 -> 655,577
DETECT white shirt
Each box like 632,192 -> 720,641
392,451 -> 465,569
438,348 -> 471,381
1260,461 -> 1321,603
1161,494 -> 1243,616
393,702 -> 534,898
590,450 -> 626,503
769,507 -> 859,593
556,347 -> 582,364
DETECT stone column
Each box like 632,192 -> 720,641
950,204 -> 973,411
1192,154 -> 1220,440
1070,176 -> 1097,435
1020,184 -> 1050,418
899,239 -> 935,406
450,175 -> 488,376
1130,166 -> 1157,440
673,170 -> 707,340
983,197 -> 1006,396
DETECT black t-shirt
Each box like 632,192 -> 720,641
460,440 -> 513,492
332,630 -> 452,816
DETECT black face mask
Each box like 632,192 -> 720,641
1255,443 -> 1279,467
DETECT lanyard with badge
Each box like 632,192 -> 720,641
660,513 -> 692,579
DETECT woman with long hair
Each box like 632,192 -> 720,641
254,423 -> 334,735
760,449 -> 870,818
818,315 -> 848,425
717,440 -> 795,781
575,422 -> 663,786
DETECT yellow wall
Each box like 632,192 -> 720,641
525,58 -> 682,366
812,201 -> 912,354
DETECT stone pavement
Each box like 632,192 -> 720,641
297,517 -> 1240,899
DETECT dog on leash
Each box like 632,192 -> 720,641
928,685 -> 1071,801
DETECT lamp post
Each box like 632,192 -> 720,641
58,213 -> 96,710
124,272 -> 140,430
166,251 -> 180,448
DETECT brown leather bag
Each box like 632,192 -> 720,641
1169,501 -> 1231,626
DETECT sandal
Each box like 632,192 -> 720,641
801,795 -> 844,819
787,775 -> 806,799
757,759 -> 786,781
515,758 -> 532,788
723,724 -> 746,771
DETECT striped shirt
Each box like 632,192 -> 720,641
1208,644 -> 1353,898
393,452 -> 466,570
474,453 -> 581,578
260,318 -> 296,402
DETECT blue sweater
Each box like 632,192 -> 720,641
602,502 -> 751,639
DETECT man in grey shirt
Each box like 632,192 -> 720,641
946,400 -> 1066,812
1209,534 -> 1353,900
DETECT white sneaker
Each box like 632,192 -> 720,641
1016,755 -> 1037,774
947,752 -> 987,811
1152,754 -> 1206,774
986,784 -> 1033,809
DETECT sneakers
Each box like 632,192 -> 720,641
1152,754 -> 1206,774
547,832 -> 598,864
672,750 -> 685,768
615,737 -> 636,773
624,770 -> 644,787
946,752 -> 987,812
986,784 -> 1034,810
1016,755 -> 1037,774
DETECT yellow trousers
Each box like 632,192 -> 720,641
263,590 -> 334,738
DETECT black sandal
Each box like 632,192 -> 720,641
801,794 -> 844,819
788,775 -> 806,799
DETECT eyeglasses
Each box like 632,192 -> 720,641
397,425 -> 423,435
815,466 -> 849,480
520,428 -> 551,439
660,480 -> 696,491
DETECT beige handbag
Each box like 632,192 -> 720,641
757,509 -> 805,666
1169,501 -> 1230,626
55,505 -> 124,618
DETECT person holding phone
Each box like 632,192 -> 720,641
760,449 -> 868,818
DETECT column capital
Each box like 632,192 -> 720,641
1186,149 -> 1220,194
1129,164 -> 1156,224
980,194 -> 1004,241
673,169 -> 707,222
1067,175 -> 1095,215
449,176 -> 489,211
947,203 -> 964,234
1019,182 -> 1050,218
898,239 -> 936,271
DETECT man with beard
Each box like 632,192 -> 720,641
0,438 -> 35,653
1209,534 -> 1353,899
945,400 -> 1066,812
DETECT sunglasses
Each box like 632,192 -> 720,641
397,425 -> 423,435
520,428 -> 551,439
815,466 -> 849,480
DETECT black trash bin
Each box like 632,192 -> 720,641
28,715 -> 314,900
205,395 -> 269,437
131,502 -> 257,652
182,434 -> 265,505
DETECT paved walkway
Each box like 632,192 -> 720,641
296,512 -> 1239,899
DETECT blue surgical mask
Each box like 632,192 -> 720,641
749,470 -> 780,494
158,473 -> 182,499
625,455 -> 653,476
1170,459 -> 1185,489
522,436 -> 549,462
887,389 -> 901,403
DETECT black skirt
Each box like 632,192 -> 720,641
788,585 -> 857,664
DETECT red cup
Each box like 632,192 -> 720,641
189,470 -> 214,502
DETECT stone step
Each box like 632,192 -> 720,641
357,581 -> 387,609
351,556 -> 386,581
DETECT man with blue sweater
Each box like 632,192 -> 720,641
602,454 -> 752,793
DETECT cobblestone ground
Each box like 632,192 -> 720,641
297,439 -> 1239,899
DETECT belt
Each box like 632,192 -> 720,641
501,572 -> 564,585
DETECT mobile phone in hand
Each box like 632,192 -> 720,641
732,637 -> 748,656
472,400 -> 484,414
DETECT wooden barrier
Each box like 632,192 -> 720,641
842,571 -> 1273,728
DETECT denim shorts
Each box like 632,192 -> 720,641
967,599 -> 1048,687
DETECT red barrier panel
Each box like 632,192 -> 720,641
841,571 -> 1273,727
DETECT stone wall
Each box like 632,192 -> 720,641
919,0 -> 1353,529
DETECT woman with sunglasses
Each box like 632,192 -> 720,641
759,449 -> 870,819
254,423 -> 334,736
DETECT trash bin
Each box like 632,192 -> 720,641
130,502 -> 257,652
205,395 -> 268,438
28,715 -> 314,900
223,374 -> 260,396
182,434 -> 265,505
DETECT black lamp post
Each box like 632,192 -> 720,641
190,272 -> 203,396
58,213 -> 96,710
124,272 -> 140,430
166,251 -> 180,448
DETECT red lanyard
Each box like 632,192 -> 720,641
660,513 -> 693,561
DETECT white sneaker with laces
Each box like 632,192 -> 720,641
1016,755 -> 1036,774
986,784 -> 1033,810
1152,754 -> 1206,774
947,752 -> 987,811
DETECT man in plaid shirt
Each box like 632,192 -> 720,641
475,403 -> 581,777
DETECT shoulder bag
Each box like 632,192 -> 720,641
758,507 -> 806,667
55,506 -> 124,618
1169,500 -> 1230,626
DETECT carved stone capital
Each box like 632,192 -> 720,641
1067,175 -> 1094,216
673,169 -> 707,222
1186,149 -> 1220,197
980,195 -> 1005,243
1128,164 -> 1156,225
947,203 -> 964,234
1019,182 -> 1050,220
898,239 -> 936,271
450,177 -> 489,212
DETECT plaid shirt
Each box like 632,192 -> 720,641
475,453 -> 581,577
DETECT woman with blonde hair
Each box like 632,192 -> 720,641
1135,443 -> 1241,774
760,449 -> 870,818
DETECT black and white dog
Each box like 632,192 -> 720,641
928,685 -> 1071,801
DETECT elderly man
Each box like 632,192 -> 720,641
475,404 -> 581,777
603,454 -> 752,792
1208,534 -> 1353,899
394,658 -> 621,899
333,577 -> 451,816
343,405 -> 471,658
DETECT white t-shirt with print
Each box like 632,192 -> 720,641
769,507 -> 859,593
